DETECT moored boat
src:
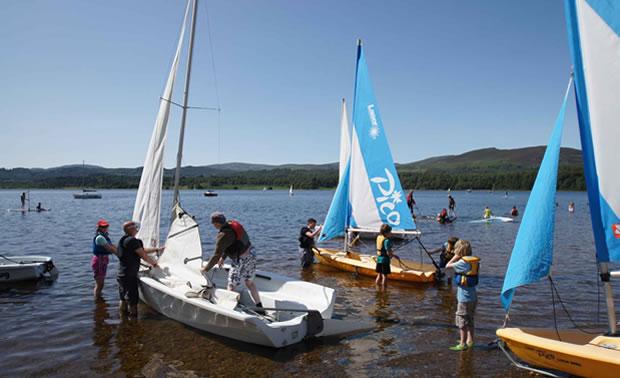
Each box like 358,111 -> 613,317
203,190 -> 217,197
0,255 -> 58,282
315,248 -> 436,283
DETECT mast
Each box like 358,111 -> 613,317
173,0 -> 198,206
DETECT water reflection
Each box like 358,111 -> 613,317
92,299 -> 115,361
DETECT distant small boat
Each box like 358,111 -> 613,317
74,191 -> 102,199
289,185 -> 294,196
73,161 -> 101,199
0,255 -> 58,282
203,190 -> 218,197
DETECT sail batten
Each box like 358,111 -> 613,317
501,78 -> 572,311
132,1 -> 191,248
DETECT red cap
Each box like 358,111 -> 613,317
97,219 -> 109,227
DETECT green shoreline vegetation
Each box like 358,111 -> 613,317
0,167 -> 586,191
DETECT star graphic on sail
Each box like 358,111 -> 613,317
390,190 -> 402,204
369,125 -> 380,139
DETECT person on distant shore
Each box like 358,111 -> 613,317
375,224 -> 399,286
429,236 -> 459,284
299,218 -> 322,269
200,212 -> 264,313
448,195 -> 456,217
483,206 -> 493,219
117,221 -> 162,315
20,192 -> 26,209
568,202 -> 575,213
406,190 -> 416,217
510,206 -> 518,217
92,220 -> 118,299
446,240 -> 479,351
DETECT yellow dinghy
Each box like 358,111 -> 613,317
496,328 -> 620,378
314,248 -> 437,283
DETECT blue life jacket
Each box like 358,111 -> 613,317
93,232 -> 112,256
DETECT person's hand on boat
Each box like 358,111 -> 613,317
217,257 -> 225,269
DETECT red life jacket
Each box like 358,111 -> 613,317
221,220 -> 251,260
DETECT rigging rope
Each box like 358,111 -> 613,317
548,276 -> 601,336
203,0 -> 222,162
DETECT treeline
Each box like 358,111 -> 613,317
0,167 -> 586,191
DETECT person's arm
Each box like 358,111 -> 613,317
201,230 -> 234,272
445,254 -> 461,269
306,225 -> 323,238
136,247 -> 160,266
428,247 -> 443,255
103,243 -> 118,255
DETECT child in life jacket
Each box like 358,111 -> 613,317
375,224 -> 399,287
446,240 -> 479,351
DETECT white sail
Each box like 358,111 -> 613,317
132,2 -> 191,248
157,203 -> 203,277
339,98 -> 351,181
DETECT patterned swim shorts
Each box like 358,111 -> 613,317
228,247 -> 257,288
455,301 -> 477,329
91,255 -> 109,279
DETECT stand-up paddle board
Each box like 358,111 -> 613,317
470,216 -> 513,223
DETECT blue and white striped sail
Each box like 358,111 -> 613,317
501,79 -> 572,311
320,42 -> 415,242
566,0 -> 620,263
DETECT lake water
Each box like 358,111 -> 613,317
1,189 -> 617,376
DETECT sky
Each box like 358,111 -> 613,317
0,0 -> 580,169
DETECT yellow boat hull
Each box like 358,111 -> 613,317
496,327 -> 620,377
313,248 -> 436,283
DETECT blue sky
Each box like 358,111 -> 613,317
1,0 -> 578,169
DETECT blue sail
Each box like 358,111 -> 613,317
319,42 -> 415,242
501,79 -> 572,311
347,43 -> 415,232
319,160 -> 351,242
565,0 -> 620,263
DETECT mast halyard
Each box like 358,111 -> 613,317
172,0 -> 198,207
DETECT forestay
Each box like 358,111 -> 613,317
320,42 -> 415,242
132,2 -> 191,248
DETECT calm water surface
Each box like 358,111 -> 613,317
1,189 -> 617,377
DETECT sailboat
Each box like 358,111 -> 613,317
289,184 -> 294,196
496,1 -> 620,375
132,0 -> 372,348
314,40 -> 438,283
73,161 -> 101,199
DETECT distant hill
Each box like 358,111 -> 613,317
0,146 -> 584,190
398,146 -> 583,173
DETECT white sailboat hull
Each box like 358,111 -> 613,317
0,255 -> 58,282
138,265 -> 371,348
